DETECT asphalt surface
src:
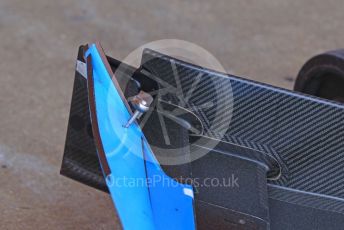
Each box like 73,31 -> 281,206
1,0 -> 344,229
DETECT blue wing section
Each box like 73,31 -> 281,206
85,44 -> 195,230
143,141 -> 195,230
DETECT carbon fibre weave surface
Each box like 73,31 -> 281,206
141,49 -> 344,207
61,46 -> 108,192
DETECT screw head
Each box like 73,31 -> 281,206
130,91 -> 153,113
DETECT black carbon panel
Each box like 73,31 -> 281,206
61,46 -> 108,192
141,49 -> 344,203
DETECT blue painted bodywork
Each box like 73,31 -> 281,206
85,44 -> 195,230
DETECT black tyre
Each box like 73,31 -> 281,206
294,49 -> 344,103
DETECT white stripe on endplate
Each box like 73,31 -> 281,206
76,60 -> 87,79
183,188 -> 194,199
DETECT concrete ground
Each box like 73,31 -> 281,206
1,0 -> 344,229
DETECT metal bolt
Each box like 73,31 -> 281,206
124,91 -> 153,128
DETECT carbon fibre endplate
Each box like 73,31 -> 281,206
60,45 -> 108,192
